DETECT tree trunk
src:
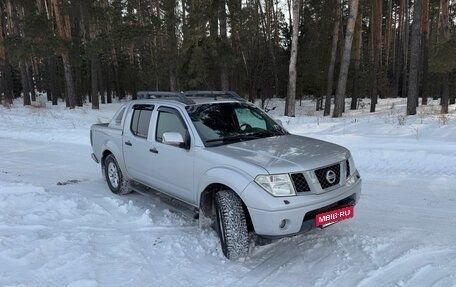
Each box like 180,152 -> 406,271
394,0 -> 404,97
219,0 -> 229,90
51,57 -> 60,105
259,0 -> 279,98
98,61 -> 106,105
61,54 -> 76,108
0,63 -> 4,104
6,0 -> 31,106
324,0 -> 341,116
333,0 -> 359,118
407,0 -> 423,115
351,7 -> 362,110
227,0 -> 242,94
441,73 -> 449,113
450,74 -> 455,105
401,0 -> 409,98
439,0 -> 449,114
385,0 -> 393,73
285,0 -> 303,117
0,12 -> 6,105
20,61 -> 31,106
51,0 -> 76,109
0,6 -> 14,105
164,0 -> 178,91
112,52 -> 122,99
44,59 -> 52,102
421,0 -> 429,105
45,58 -> 52,103
370,0 -> 382,113
27,61 -> 36,102
91,55 -> 99,109
3,63 -> 14,105
106,63 -> 112,104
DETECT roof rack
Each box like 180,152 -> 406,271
136,91 -> 194,105
184,91 -> 246,102
136,90 -> 245,105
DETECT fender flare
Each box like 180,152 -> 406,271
197,166 -> 254,205
101,140 -> 128,177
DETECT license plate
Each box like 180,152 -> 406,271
315,206 -> 354,227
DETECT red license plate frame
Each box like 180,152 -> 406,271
315,206 -> 354,227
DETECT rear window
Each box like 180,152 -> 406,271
130,105 -> 154,138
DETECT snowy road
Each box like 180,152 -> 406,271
0,100 -> 455,286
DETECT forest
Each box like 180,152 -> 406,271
0,0 -> 455,117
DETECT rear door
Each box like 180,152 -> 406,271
123,104 -> 156,185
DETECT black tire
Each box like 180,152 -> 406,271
104,154 -> 132,195
214,190 -> 249,259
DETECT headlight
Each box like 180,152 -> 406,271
255,174 -> 296,197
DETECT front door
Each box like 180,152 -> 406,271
149,106 -> 195,204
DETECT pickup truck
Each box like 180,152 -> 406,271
90,91 -> 362,259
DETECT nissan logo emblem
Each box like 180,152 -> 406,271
326,170 -> 336,184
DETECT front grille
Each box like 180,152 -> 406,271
290,173 -> 311,192
315,163 -> 341,189
346,160 -> 350,178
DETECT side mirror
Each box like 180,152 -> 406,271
162,132 -> 185,146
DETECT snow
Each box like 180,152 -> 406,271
0,98 -> 455,286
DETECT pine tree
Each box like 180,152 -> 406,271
407,0 -> 423,115
333,0 -> 359,118
439,0 -> 450,114
285,0 -> 303,117
324,0 -> 341,116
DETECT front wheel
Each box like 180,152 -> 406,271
214,190 -> 249,259
104,154 -> 132,195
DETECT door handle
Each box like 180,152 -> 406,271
149,147 -> 158,154
125,141 -> 132,146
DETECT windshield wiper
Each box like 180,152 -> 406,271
205,134 -> 261,143
250,130 -> 285,137
206,130 -> 285,143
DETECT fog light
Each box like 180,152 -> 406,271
279,219 -> 287,229
346,175 -> 356,186
346,170 -> 360,186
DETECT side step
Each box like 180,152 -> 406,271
129,181 -> 199,220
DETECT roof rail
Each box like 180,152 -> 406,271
136,91 -> 194,105
184,91 -> 246,102
136,90 -> 245,105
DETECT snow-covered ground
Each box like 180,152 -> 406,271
0,97 -> 455,287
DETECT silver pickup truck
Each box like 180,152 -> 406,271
90,91 -> 362,259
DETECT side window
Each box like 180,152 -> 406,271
130,105 -> 154,138
155,108 -> 187,143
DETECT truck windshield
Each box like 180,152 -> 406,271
186,102 -> 287,146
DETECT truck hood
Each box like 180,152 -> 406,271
210,134 -> 349,174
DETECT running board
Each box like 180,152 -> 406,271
129,181 -> 199,220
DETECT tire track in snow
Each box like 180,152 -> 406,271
356,248 -> 456,287
232,248 -> 300,286
231,235 -> 320,286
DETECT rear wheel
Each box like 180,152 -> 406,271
214,190 -> 249,259
104,154 -> 132,195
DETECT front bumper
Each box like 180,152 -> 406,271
241,177 -> 361,237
